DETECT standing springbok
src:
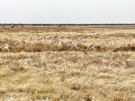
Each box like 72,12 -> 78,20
2,44 -> 10,52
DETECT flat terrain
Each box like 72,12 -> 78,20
0,26 -> 135,101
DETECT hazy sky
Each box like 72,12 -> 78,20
0,0 -> 135,23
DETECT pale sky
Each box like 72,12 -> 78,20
0,0 -> 135,24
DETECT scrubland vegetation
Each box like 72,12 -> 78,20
0,26 -> 135,101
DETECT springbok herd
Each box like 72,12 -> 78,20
47,35 -> 96,51
51,35 -> 96,51
52,40 -> 96,51
1,36 -> 96,52
0,42 -> 96,52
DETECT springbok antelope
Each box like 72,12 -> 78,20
64,41 -> 78,50
64,41 -> 73,48
77,35 -> 83,42
38,36 -> 48,40
2,44 -> 10,52
52,36 -> 59,43
52,40 -> 64,47
87,44 -> 96,51
52,40 -> 78,50
71,43 -> 78,50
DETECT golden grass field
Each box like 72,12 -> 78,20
0,26 -> 135,101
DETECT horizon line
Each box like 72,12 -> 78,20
0,23 -> 135,25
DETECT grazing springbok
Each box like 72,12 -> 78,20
2,44 -> 10,52
71,43 -> 78,50
87,44 -> 96,51
52,40 -> 78,50
64,41 -> 73,48
64,41 -> 78,50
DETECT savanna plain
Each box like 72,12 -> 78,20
0,26 -> 135,101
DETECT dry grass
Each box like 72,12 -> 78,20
0,26 -> 135,101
